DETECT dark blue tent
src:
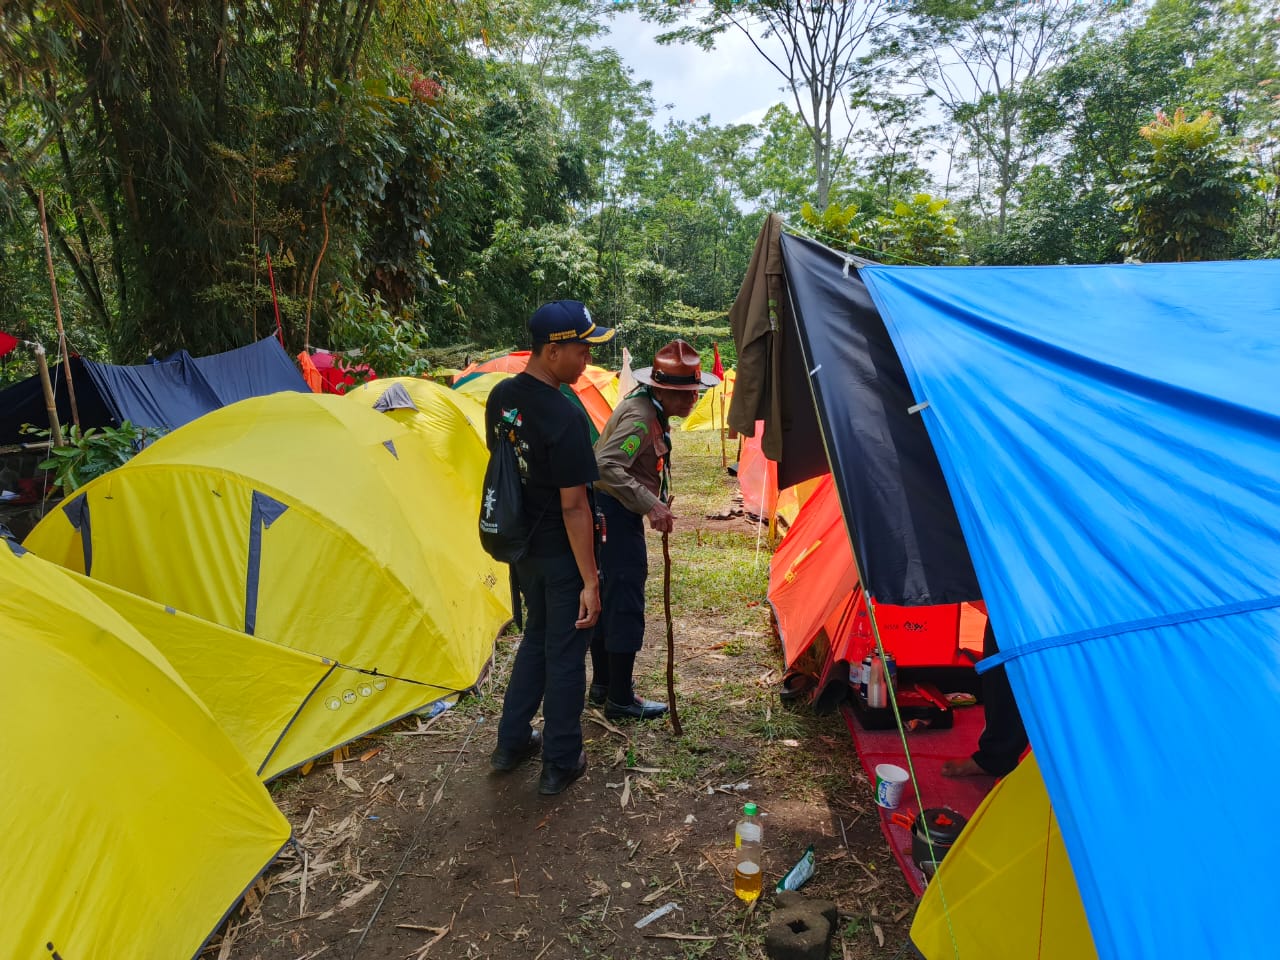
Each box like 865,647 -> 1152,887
0,337 -> 308,444
0,356 -> 113,447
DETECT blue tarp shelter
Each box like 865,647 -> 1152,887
731,215 -> 1280,958
860,258 -> 1279,958
0,337 -> 308,444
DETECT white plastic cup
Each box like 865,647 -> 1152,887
874,763 -> 909,809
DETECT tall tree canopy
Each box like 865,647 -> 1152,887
0,0 -> 1274,375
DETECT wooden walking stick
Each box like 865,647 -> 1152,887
662,495 -> 682,736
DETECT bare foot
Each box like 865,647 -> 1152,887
941,757 -> 987,778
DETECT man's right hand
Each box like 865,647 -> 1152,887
647,501 -> 675,533
576,580 -> 601,628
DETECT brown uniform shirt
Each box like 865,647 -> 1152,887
594,391 -> 667,515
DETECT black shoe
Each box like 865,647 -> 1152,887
490,729 -> 542,772
604,694 -> 669,721
588,683 -> 608,705
538,751 -> 588,796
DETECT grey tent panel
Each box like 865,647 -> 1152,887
244,491 -> 289,635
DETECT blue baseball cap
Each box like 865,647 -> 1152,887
528,300 -> 615,345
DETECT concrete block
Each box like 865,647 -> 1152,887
774,891 -> 838,930
765,903 -> 833,960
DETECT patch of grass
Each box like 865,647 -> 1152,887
653,529 -> 770,627
748,700 -> 804,742
679,940 -> 717,959
648,433 -> 774,635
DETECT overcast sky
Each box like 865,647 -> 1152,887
593,8 -> 791,128
590,7 -> 963,184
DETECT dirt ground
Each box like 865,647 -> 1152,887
214,449 -> 916,960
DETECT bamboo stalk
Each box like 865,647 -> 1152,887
33,344 -> 64,447
37,190 -> 80,429
719,388 -> 726,469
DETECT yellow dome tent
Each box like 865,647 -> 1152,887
71,570 -> 447,780
345,377 -> 490,526
0,538 -> 289,959
452,370 -> 510,407
910,753 -> 1097,958
680,368 -> 735,431
25,393 -> 509,741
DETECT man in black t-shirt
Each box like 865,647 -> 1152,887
942,620 -> 1028,778
486,300 -> 615,796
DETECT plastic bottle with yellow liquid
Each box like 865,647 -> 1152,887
733,802 -> 763,902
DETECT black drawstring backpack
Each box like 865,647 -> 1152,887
479,415 -> 545,629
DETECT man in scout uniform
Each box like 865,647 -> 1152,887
589,339 -> 720,719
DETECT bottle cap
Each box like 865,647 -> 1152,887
744,802 -> 758,816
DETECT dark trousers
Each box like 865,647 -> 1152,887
498,552 -> 590,769
593,492 -> 648,655
973,622 -> 1029,777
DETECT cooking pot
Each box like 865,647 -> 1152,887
891,807 -> 968,869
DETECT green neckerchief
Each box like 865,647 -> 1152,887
636,385 -> 673,504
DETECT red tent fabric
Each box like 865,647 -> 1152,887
308,350 -> 376,395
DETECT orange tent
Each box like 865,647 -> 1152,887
453,352 -> 614,434
578,364 -> 620,398
737,422 -> 819,527
769,474 -> 987,701
453,352 -> 532,380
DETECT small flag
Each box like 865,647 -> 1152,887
711,343 -> 725,380
619,347 -> 638,397
0,330 -> 18,357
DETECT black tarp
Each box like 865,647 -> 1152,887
0,356 -> 114,446
776,231 -> 981,605
0,337 -> 308,445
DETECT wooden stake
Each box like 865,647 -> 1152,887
718,388 -> 726,469
37,190 -> 79,429
662,496 -> 682,736
33,344 -> 64,447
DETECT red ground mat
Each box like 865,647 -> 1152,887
841,702 -> 997,895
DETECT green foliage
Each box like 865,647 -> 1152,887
798,202 -> 869,253
908,0 -> 1101,232
1030,0 -> 1212,187
798,195 -> 964,265
471,220 -> 601,344
868,194 -> 966,265
2,0 -> 1274,367
979,170 -> 1124,264
0,0 -> 473,358
739,104 -> 823,216
328,287 -> 430,379
615,301 -> 733,371
1113,108 -> 1253,261
29,421 -> 167,497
